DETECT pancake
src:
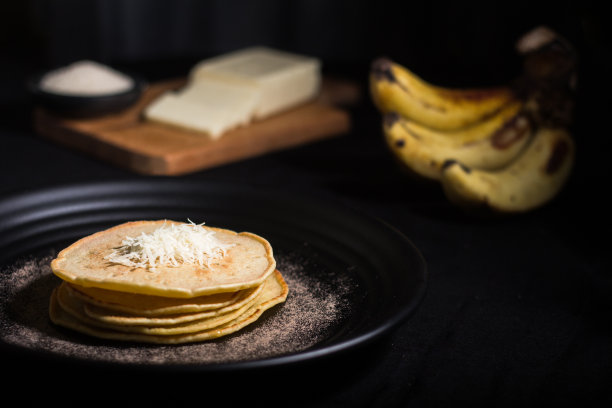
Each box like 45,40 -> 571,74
76,279 -> 265,326
49,270 -> 289,344
56,279 -> 259,335
50,220 -> 276,297
66,281 -> 263,316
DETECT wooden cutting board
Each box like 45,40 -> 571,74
33,78 -> 357,176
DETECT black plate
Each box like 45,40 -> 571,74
0,180 -> 427,371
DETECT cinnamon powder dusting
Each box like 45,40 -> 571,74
0,250 -> 354,365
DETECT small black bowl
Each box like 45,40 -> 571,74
27,70 -> 147,118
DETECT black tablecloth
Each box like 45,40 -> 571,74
1,55 -> 610,407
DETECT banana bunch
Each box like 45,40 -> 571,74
370,26 -> 577,213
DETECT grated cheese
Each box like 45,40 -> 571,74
104,220 -> 234,269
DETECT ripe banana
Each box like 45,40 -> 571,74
370,58 -> 517,131
382,102 -> 534,181
440,126 -> 574,213
398,100 -> 525,145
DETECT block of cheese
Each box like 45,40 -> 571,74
144,46 -> 321,139
176,79 -> 260,127
144,92 -> 239,139
144,78 -> 260,138
190,46 -> 321,119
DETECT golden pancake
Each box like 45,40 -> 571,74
51,220 -> 276,297
66,280 -> 263,316
77,280 -> 264,326
57,281 -> 258,335
49,270 -> 289,344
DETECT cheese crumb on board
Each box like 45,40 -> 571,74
144,46 -> 321,139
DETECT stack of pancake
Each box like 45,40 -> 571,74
48,220 -> 288,344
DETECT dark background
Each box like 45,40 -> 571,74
2,0 -> 610,172
1,1 -> 611,406
2,1 -> 608,94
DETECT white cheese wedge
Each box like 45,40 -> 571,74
190,46 -> 321,119
144,92 -> 237,139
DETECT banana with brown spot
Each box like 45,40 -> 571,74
370,58 -> 518,131
382,104 -> 534,181
440,127 -> 574,213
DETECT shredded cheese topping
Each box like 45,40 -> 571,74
104,220 -> 234,268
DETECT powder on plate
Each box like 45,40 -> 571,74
0,250 -> 355,366
39,60 -> 134,96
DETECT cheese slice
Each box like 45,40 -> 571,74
190,46 -> 321,119
144,92 -> 237,138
